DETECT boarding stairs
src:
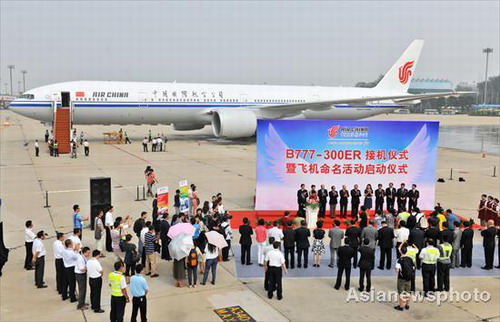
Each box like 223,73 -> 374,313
53,107 -> 71,154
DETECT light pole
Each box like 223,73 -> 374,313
7,65 -> 15,95
18,81 -> 21,94
482,48 -> 493,105
21,70 -> 27,92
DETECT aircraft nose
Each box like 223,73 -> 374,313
8,99 -> 24,115
8,98 -> 41,119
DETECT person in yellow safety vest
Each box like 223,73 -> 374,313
437,235 -> 453,292
53,140 -> 59,157
108,261 -> 129,322
419,239 -> 440,296
400,242 -> 418,292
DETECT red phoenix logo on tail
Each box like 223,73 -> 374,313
398,61 -> 414,84
328,125 -> 340,139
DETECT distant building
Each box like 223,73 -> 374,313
471,104 -> 500,116
408,78 -> 453,94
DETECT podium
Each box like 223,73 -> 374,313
305,206 -> 319,229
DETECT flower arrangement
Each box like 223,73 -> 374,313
306,198 -> 319,210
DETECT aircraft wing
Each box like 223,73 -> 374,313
257,91 -> 476,117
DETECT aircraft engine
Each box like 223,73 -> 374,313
211,108 -> 257,138
172,123 -> 206,131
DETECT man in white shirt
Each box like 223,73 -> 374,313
87,250 -> 105,313
221,216 -> 232,261
395,221 -> 410,259
24,220 -> 36,270
62,239 -> 80,302
105,206 -> 114,252
264,241 -> 288,300
75,247 -> 91,310
83,139 -> 90,156
157,137 -> 163,151
69,229 -> 82,250
268,221 -> 284,248
32,231 -> 47,288
151,138 -> 157,152
142,137 -> 149,152
34,140 -> 39,157
139,222 -> 150,266
53,232 -> 65,295
262,237 -> 275,291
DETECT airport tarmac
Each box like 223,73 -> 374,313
0,110 -> 499,321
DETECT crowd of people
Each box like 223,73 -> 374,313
24,190 -> 236,322
37,129 -> 91,158
297,182 -> 421,218
142,130 -> 167,152
21,184 -> 500,319
237,207 -> 499,310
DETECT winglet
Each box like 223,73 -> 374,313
375,39 -> 424,93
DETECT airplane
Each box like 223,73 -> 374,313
9,39 -> 473,138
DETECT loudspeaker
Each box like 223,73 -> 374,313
90,177 -> 111,230
61,92 -> 71,108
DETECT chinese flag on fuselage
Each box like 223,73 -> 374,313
75,92 -> 85,97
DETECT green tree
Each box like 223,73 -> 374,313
477,75 -> 500,104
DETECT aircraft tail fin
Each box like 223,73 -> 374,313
375,39 -> 424,93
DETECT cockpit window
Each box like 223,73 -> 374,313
19,94 -> 35,99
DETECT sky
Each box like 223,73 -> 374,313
1,1 -> 499,92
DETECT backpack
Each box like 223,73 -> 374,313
133,219 -> 143,236
398,256 -> 414,281
188,248 -> 198,267
417,214 -> 429,229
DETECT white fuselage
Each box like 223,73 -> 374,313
10,81 -> 401,128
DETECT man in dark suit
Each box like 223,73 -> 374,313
345,220 -> 361,268
334,238 -> 355,290
318,184 -> 328,218
439,225 -> 454,245
159,214 -> 171,260
496,228 -> 500,269
407,184 -> 420,212
425,221 -> 440,247
297,184 -> 308,217
460,221 -> 474,268
481,220 -> 497,270
295,220 -> 310,268
358,238 -> 375,292
283,221 -> 296,269
385,183 -> 397,213
375,184 -> 385,214
239,217 -> 253,265
350,184 -> 361,219
339,185 -> 349,218
397,183 -> 408,213
377,221 -> 395,269
409,227 -> 425,269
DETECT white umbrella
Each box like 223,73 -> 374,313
205,230 -> 228,249
168,233 -> 194,261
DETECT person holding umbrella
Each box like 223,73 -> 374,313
173,257 -> 186,288
200,231 -> 226,286
201,242 -> 221,286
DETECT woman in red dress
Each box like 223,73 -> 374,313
478,194 -> 487,225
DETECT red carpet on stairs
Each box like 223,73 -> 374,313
54,108 -> 71,154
